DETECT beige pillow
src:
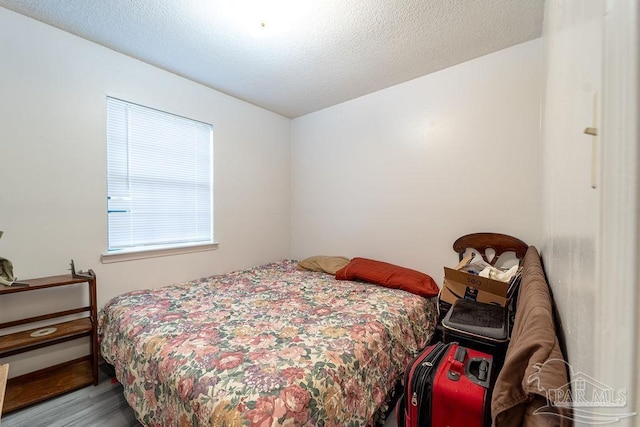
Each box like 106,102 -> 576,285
297,256 -> 350,275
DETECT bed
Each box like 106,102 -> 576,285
99,259 -> 437,426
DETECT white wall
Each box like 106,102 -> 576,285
540,0 -> 601,379
291,39 -> 542,281
0,8 -> 291,376
541,0 -> 639,423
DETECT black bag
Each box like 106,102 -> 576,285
441,299 -> 509,368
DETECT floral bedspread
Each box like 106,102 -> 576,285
99,260 -> 436,426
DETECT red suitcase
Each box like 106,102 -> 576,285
397,341 -> 494,427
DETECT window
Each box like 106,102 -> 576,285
106,97 -> 213,255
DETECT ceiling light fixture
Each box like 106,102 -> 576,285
218,0 -> 311,37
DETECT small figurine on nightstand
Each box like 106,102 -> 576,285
0,231 -> 29,287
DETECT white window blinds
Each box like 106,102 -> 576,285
106,97 -> 213,252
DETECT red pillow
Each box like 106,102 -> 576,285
335,257 -> 439,298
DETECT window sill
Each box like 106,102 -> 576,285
101,242 -> 219,264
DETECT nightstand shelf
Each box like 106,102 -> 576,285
3,356 -> 93,413
0,318 -> 93,357
0,271 -> 98,415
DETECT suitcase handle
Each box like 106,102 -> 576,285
478,360 -> 489,381
447,347 -> 467,381
466,357 -> 493,388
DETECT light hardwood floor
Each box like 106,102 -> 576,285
1,366 -> 140,427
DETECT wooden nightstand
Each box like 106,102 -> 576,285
0,271 -> 98,414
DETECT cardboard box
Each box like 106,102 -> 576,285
441,254 -> 510,307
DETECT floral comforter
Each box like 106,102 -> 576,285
99,260 -> 436,426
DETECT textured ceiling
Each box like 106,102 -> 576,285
0,0 -> 544,118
